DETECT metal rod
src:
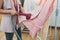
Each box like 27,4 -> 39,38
54,0 -> 58,40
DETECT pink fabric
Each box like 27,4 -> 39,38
22,0 -> 54,38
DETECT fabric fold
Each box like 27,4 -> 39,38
22,0 -> 54,38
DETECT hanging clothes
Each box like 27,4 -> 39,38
21,0 -> 54,38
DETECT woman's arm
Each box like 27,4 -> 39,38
0,0 -> 17,15
0,9 -> 11,14
0,9 -> 17,15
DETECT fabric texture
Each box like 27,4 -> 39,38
20,0 -> 54,38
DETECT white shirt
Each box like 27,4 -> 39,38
0,0 -> 21,32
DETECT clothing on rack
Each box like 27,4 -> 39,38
19,0 -> 54,38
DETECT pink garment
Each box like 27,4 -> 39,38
22,0 -> 54,38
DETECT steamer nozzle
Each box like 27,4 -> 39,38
18,12 -> 31,19
15,6 -> 31,19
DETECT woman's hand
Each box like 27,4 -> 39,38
19,4 -> 25,13
19,6 -> 25,13
10,10 -> 17,15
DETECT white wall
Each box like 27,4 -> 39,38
49,0 -> 60,27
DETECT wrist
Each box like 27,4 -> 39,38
8,10 -> 11,13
